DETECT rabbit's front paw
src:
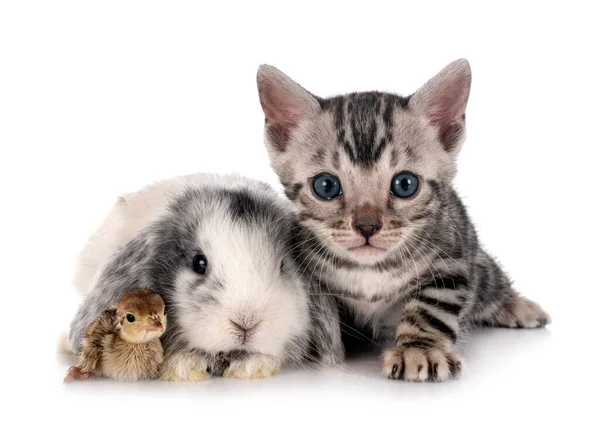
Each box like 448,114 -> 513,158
160,351 -> 211,382
160,367 -> 211,382
223,354 -> 279,379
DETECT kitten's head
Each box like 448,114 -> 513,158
257,59 -> 471,264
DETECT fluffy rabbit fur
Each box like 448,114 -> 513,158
68,173 -> 343,380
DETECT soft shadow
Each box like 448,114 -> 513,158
56,327 -> 552,398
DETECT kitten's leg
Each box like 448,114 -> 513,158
382,274 -> 467,382
469,252 -> 551,328
305,290 -> 345,366
159,350 -> 211,382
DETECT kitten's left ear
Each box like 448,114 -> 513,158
257,65 -> 321,151
409,59 -> 472,155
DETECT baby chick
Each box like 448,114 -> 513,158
64,288 -> 167,383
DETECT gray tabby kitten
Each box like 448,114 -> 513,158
256,59 -> 550,382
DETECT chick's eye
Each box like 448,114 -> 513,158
391,172 -> 419,198
126,313 -> 135,323
312,174 -> 342,200
192,254 -> 208,275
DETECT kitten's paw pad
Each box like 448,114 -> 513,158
382,347 -> 462,382
223,356 -> 279,379
495,295 -> 551,328
160,367 -> 211,382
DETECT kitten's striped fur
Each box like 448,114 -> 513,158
257,59 -> 550,381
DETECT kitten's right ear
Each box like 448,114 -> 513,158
257,65 -> 321,151
409,59 -> 472,155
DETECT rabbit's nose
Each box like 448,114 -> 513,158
229,319 -> 260,344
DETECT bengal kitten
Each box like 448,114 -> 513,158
256,59 -> 550,382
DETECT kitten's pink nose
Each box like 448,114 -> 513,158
354,222 -> 381,240
353,204 -> 382,240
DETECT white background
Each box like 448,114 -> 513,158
1,1 -> 599,430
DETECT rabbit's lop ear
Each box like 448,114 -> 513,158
68,235 -> 153,352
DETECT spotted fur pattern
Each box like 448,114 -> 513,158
257,60 -> 551,381
68,173 -> 344,380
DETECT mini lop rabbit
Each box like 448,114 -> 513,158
68,173 -> 343,380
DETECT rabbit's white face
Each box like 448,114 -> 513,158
164,187 -> 310,358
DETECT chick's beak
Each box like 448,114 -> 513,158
146,316 -> 163,332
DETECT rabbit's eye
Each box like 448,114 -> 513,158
126,313 -> 135,323
192,254 -> 208,275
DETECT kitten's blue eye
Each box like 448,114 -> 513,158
312,174 -> 342,200
391,172 -> 419,198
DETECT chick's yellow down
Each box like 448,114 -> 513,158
64,288 -> 167,382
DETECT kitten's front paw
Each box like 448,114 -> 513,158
382,346 -> 462,382
223,354 -> 280,379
